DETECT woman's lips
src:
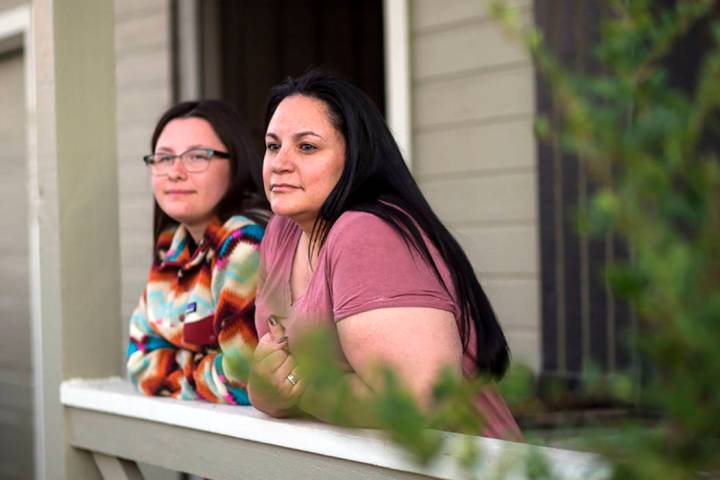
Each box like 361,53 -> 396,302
165,189 -> 195,195
271,184 -> 300,193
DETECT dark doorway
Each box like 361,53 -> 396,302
205,0 -> 385,153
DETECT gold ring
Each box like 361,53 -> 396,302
286,373 -> 298,385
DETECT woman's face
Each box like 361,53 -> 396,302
152,117 -> 231,237
263,95 -> 346,231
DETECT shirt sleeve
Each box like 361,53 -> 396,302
327,212 -> 459,321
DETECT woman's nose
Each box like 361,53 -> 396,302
269,147 -> 293,173
167,156 -> 188,179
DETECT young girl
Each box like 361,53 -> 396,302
127,100 -> 268,404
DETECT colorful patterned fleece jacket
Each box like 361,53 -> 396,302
127,215 -> 263,404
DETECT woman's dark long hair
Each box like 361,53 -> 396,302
149,100 -> 269,245
264,71 -> 510,379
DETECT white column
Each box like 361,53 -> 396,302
383,0 -> 413,168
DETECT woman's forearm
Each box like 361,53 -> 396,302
297,372 -> 386,427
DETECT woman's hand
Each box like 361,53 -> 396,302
247,317 -> 304,416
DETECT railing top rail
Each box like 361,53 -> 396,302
61,377 -> 608,480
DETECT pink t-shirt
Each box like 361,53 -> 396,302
255,211 -> 522,440
255,212 -> 460,360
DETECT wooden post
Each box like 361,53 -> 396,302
93,454 -> 144,480
32,0 -> 121,478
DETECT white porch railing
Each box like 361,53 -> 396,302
60,378 -> 609,480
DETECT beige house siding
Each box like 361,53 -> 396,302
0,43 -> 32,480
410,0 -> 540,369
114,0 -> 172,344
114,5 -> 178,478
0,0 -> 24,10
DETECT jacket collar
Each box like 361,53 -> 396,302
158,217 -> 223,270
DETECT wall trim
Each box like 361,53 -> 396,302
0,5 -> 28,41
383,0 -> 413,168
174,0 -> 201,101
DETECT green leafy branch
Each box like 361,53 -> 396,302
491,1 -> 720,478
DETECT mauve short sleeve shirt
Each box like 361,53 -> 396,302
254,211 -> 523,440
254,211 -> 468,371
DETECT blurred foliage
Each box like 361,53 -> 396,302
490,0 -> 720,478
280,328 -> 573,479
284,329 -> 483,465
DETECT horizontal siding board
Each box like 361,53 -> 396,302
0,1 -> 27,12
117,123 -> 154,158
119,194 -> 155,213
412,0 -> 530,32
0,191 -> 27,231
421,172 -> 537,224
115,10 -> 170,53
0,371 -> 32,409
116,48 -> 171,88
117,218 -> 153,239
120,205 -> 153,236
118,227 -> 152,251
483,278 -> 540,330
118,163 -> 152,197
122,261 -> 151,282
413,18 -> 530,80
118,231 -> 153,253
122,274 -> 150,304
414,118 -> 535,177
0,296 -> 26,310
504,328 -> 540,370
414,67 -> 534,129
118,157 -> 151,178
123,267 -> 151,313
114,0 -> 167,21
0,305 -> 31,366
0,409 -> 33,478
123,265 -> 150,285
0,149 -> 27,167
116,84 -> 171,127
0,88 -> 25,120
454,225 -> 539,275
119,208 -> 153,242
0,256 -> 29,278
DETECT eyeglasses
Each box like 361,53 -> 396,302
143,148 -> 230,175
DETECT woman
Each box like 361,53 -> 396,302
127,100 -> 268,404
249,71 -> 521,439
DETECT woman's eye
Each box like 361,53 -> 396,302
266,143 -> 280,152
299,143 -> 317,152
157,155 -> 174,164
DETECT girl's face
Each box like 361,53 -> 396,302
262,95 -> 346,231
151,117 -> 231,238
